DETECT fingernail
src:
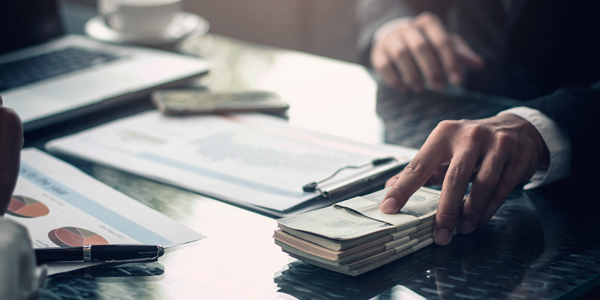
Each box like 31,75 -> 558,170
433,82 -> 445,91
434,228 -> 451,245
458,220 -> 473,234
381,197 -> 399,213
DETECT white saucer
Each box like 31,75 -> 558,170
85,12 -> 209,45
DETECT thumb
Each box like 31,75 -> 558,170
452,35 -> 484,70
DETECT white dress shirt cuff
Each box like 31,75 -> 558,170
498,107 -> 571,189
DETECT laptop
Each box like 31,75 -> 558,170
0,0 -> 209,131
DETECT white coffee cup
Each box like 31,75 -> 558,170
99,0 -> 182,38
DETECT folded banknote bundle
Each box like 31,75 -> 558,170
275,187 -> 444,276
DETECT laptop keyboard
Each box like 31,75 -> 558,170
0,47 -> 120,92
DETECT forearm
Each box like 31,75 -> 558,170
498,107 -> 570,189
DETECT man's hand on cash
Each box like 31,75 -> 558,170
370,12 -> 484,92
380,114 -> 550,245
0,94 -> 23,215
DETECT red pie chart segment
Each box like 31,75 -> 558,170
48,227 -> 109,248
7,196 -> 50,218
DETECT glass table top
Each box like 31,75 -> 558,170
23,33 -> 600,300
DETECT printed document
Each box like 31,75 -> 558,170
46,112 -> 417,211
7,149 -> 205,274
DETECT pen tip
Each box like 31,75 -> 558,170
158,245 -> 165,257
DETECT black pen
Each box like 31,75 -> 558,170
35,245 -> 165,264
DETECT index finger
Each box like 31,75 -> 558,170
419,18 -> 461,85
381,138 -> 450,213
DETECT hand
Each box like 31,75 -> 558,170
371,12 -> 484,92
0,94 -> 23,215
380,114 -> 550,245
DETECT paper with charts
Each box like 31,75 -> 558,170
45,111 -> 417,212
6,148 -> 205,274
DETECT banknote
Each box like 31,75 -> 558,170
359,186 -> 440,218
277,187 -> 441,250
278,205 -> 395,241
285,238 -> 434,276
275,224 -> 433,265
274,220 -> 433,260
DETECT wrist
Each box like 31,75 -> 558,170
498,107 -> 571,188
518,114 -> 550,169
488,114 -> 550,170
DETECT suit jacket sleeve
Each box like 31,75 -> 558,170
524,82 -> 600,186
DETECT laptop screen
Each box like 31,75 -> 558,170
0,0 -> 64,55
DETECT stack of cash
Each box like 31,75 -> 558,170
274,187 -> 443,276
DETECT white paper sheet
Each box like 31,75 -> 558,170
46,112 -> 417,211
6,148 -> 205,275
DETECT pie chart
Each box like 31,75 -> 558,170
7,195 -> 50,218
48,227 -> 109,248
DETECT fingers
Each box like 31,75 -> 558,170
381,131 -> 451,213
451,35 -> 484,70
383,37 -> 423,92
371,46 -> 407,91
457,149 -> 508,234
381,115 -> 548,247
424,164 -> 449,186
434,147 -> 480,245
381,160 -> 436,213
478,151 -> 531,225
401,23 -> 445,90
461,121 -> 540,230
385,174 -> 400,188
371,12 -> 484,92
415,13 -> 461,86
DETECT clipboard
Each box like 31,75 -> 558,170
46,111 -> 417,217
267,159 -> 408,217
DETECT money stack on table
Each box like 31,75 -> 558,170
274,187 -> 443,276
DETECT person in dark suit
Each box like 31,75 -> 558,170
0,94 -> 22,216
356,0 -> 600,245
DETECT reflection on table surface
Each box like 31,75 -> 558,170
42,262 -> 166,299
34,35 -> 600,299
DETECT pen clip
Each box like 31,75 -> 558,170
302,157 -> 398,195
317,159 -> 406,199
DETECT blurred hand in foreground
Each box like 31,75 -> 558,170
0,94 -> 24,215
